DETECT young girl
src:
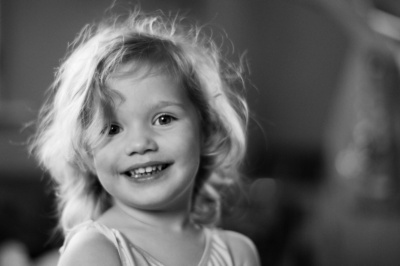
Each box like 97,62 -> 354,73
30,9 -> 260,266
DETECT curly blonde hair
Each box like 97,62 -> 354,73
29,9 -> 248,234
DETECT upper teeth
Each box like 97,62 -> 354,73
127,165 -> 164,176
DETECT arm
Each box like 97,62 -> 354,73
57,229 -> 122,266
222,230 -> 261,266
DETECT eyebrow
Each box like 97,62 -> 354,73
153,101 -> 186,110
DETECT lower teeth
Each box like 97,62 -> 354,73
134,173 -> 151,178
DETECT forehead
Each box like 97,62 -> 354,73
105,62 -> 190,107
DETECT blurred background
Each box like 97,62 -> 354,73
1,0 -> 400,265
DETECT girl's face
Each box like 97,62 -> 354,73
92,65 -> 201,213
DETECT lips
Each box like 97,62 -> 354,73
122,163 -> 171,179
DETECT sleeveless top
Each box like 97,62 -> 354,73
60,220 -> 234,266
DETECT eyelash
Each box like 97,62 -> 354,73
153,114 -> 176,126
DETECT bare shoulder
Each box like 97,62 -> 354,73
220,230 -> 261,266
58,228 -> 121,266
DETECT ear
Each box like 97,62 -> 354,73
87,157 -> 98,175
80,149 -> 97,175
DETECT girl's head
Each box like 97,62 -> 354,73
30,10 -> 248,232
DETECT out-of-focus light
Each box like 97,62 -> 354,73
368,8 -> 400,41
335,148 -> 364,178
0,241 -> 30,266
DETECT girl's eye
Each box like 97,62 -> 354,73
108,124 -> 121,135
154,114 -> 175,126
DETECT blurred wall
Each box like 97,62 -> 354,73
0,0 -> 348,178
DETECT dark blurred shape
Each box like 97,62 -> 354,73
323,0 -> 400,211
297,0 -> 400,265
0,172 -> 61,260
372,0 -> 400,17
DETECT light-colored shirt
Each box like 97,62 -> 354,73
61,220 -> 234,266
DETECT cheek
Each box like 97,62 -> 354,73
165,125 -> 201,159
92,147 -> 113,175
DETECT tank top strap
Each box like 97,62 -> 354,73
198,228 -> 234,266
60,220 -> 135,266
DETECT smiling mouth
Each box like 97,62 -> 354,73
123,164 -> 170,179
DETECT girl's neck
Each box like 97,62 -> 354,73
104,201 -> 197,233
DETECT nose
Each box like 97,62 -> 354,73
124,128 -> 158,156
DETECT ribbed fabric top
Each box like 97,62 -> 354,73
61,220 -> 234,266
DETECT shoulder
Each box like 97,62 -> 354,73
58,227 -> 122,266
217,229 -> 261,266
